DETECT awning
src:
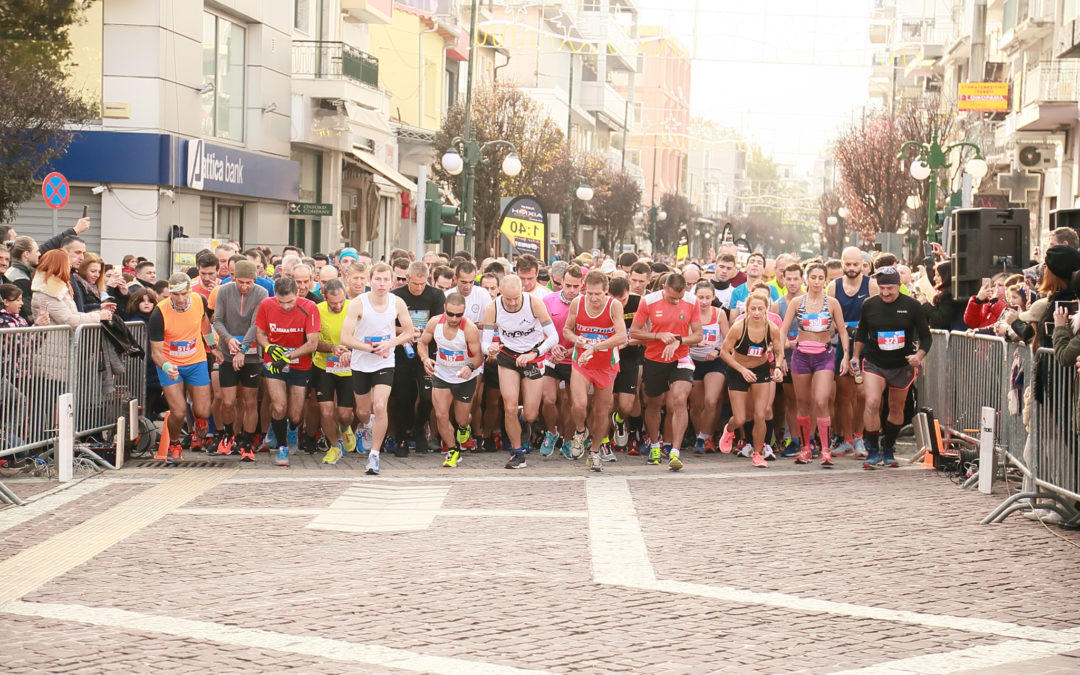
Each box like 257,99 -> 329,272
348,149 -> 417,193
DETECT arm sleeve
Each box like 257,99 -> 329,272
148,308 -> 165,342
537,321 -> 559,356
481,326 -> 495,354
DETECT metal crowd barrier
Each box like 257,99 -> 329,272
0,321 -> 148,505
915,330 -> 953,429
950,332 -> 1007,435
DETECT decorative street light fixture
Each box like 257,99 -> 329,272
898,127 -> 986,244
438,0 -> 523,253
562,177 -> 593,257
648,204 -> 667,254
826,206 -> 851,256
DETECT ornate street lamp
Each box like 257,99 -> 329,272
899,127 -> 986,243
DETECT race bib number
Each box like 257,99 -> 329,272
677,355 -> 695,370
233,334 -> 257,356
326,355 -> 349,374
747,345 -> 765,358
409,309 -> 430,331
363,335 -> 389,346
438,347 -> 466,365
877,330 -> 905,351
168,339 -> 196,359
701,326 -> 719,348
800,312 -> 829,332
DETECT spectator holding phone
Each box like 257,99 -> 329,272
963,272 -> 1007,332
29,250 -> 113,327
921,260 -> 966,331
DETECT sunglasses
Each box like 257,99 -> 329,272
395,276 -> 408,282
445,310 -> 464,318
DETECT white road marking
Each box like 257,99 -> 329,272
306,483 -> 451,533
585,479 -> 656,585
1,600 -> 549,675
0,480 -> 108,534
176,507 -> 587,518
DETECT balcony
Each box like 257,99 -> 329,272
1057,20 -> 1080,59
577,13 -> 637,72
292,41 -> 387,112
1015,61 -> 1080,132
580,81 -> 629,130
1000,0 -> 1054,53
869,20 -> 889,44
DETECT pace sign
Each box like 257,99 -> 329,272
498,196 -> 547,260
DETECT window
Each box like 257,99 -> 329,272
1067,0 -> 1079,21
202,12 -> 246,141
216,203 -> 243,242
294,0 -> 310,33
1002,0 -> 1018,32
581,0 -> 600,12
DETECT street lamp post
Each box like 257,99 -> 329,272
562,176 -> 593,259
898,126 -> 987,244
438,0 -> 523,254
826,206 -> 851,256
648,203 -> 667,256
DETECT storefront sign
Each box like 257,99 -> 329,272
958,82 -> 1009,112
186,138 -> 299,201
288,201 -> 333,217
498,196 -> 546,260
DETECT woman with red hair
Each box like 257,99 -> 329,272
30,249 -> 113,326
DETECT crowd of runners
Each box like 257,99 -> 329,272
24,217 -> 1080,476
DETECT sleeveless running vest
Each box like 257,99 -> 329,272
572,297 -> 619,370
690,306 -> 723,361
434,316 -> 478,384
495,295 -> 544,355
833,276 -> 871,328
351,292 -> 396,372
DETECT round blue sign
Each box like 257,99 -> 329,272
42,172 -> 70,209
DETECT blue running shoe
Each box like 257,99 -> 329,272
661,443 -> 672,460
882,448 -> 899,468
264,425 -> 278,451
863,449 -> 881,470
779,438 -> 800,457
540,431 -> 558,457
693,437 -> 706,455
558,439 -> 573,460
286,423 -> 298,451
383,435 -> 396,453
276,446 -> 289,467
359,425 -> 372,453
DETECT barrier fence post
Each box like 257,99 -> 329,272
979,406 -> 995,494
57,393 -> 73,482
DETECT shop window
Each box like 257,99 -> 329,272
202,12 -> 246,141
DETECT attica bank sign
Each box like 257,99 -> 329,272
185,138 -> 298,200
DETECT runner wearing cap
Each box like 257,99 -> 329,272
852,266 -> 932,469
149,274 -> 222,464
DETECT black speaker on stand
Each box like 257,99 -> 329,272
950,208 -> 1029,299
1050,208 -> 1080,237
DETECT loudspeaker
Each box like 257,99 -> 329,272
1050,208 -> 1080,235
951,208 -> 1029,299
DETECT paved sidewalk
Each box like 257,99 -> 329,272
1,447 -> 1078,673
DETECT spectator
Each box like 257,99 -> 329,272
4,237 -> 39,320
122,254 -> 137,276
0,225 -> 15,245
132,260 -> 157,288
126,287 -> 165,416
921,261 -> 966,331
0,283 -> 46,328
963,272 -> 1007,332
61,236 -> 88,312
74,252 -> 106,312
104,265 -> 130,306
30,249 -> 112,327
38,214 -> 91,256
0,245 -> 9,276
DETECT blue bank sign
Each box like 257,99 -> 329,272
185,139 -> 298,200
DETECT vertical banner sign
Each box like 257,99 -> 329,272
498,196 -> 547,261
676,245 -> 689,266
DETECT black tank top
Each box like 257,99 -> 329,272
735,320 -> 771,359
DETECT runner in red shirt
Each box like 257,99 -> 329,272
629,273 -> 703,471
563,271 -> 625,471
255,276 -> 320,467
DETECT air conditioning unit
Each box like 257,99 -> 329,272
1015,143 -> 1057,169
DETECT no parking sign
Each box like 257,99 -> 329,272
42,172 -> 70,209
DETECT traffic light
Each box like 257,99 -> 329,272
425,180 -> 458,244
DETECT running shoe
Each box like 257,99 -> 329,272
276,447 -> 289,467
359,425 -> 372,452
239,444 -> 256,462
647,445 -> 662,465
853,437 -> 868,459
505,450 -> 527,469
719,427 -> 735,454
342,426 -> 357,453
322,441 -> 344,465
384,435 -> 397,454
779,438 -> 800,457
264,426 -> 278,451
882,449 -> 899,468
493,432 -> 507,454
669,448 -> 683,472
443,448 -> 461,468
460,436 -> 478,452
794,445 -> 812,464
395,439 -> 411,458
539,431 -> 559,457
216,433 -> 234,456
694,437 -> 706,455
570,430 -> 587,459
300,434 -> 317,454
862,449 -> 881,470
286,424 -> 299,451
165,442 -> 183,465
704,438 -> 717,453
627,436 -> 641,456
455,424 -> 472,447
600,443 -> 617,463
834,439 -> 855,456
208,430 -> 224,454
189,431 -> 204,452
750,452 -> 768,468
736,441 -> 752,459
820,447 -> 834,468
762,444 -> 776,461
587,452 -> 602,472
612,413 -> 628,448
366,450 -> 381,475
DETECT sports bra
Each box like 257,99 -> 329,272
734,319 -> 771,359
796,294 -> 832,333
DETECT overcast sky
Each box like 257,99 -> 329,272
636,0 -> 873,173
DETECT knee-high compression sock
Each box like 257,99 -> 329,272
224,423 -> 234,437
765,418 -> 775,446
742,422 -> 754,443
882,420 -> 902,450
864,430 -> 880,453
270,418 -> 288,450
816,417 -> 831,449
797,416 -> 812,448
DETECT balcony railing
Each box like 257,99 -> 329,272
1022,61 -> 1080,107
292,40 -> 379,89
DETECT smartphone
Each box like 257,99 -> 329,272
981,277 -> 991,287
1056,300 -> 1079,315
82,205 -> 89,218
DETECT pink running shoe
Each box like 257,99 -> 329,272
751,452 -> 768,468
719,427 -> 735,454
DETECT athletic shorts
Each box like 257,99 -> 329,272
726,362 -> 774,393
862,359 -> 917,390
158,362 -> 211,388
352,367 -> 395,395
544,361 -> 572,383
692,357 -> 728,381
263,366 -> 312,389
218,360 -> 261,389
483,360 -> 500,388
641,357 -> 694,398
497,350 -> 544,380
782,347 -> 794,384
791,343 -> 836,376
433,376 -> 478,403
572,363 -> 618,390
313,367 -> 354,405
613,359 -> 640,395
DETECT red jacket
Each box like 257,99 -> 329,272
963,296 -> 1005,330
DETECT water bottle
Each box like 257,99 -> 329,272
851,359 -> 863,384
404,342 -> 416,358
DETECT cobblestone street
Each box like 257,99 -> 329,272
2,449 -> 1079,673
